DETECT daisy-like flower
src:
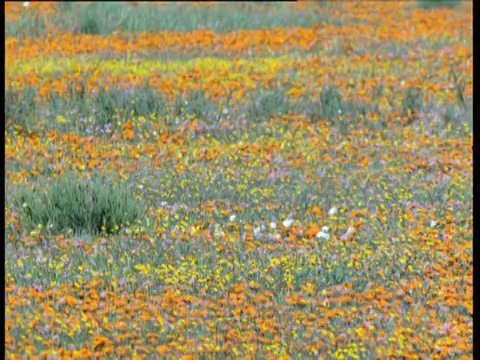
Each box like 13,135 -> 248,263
328,207 -> 338,216
229,215 -> 236,222
270,222 -> 277,229
282,219 -> 294,228
316,226 -> 330,240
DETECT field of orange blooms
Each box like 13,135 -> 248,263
5,1 -> 473,359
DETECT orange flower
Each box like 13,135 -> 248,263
92,335 -> 109,351
304,223 -> 321,239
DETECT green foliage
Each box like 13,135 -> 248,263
305,86 -> 369,126
315,86 -> 343,123
172,89 -> 217,121
401,86 -> 424,123
416,0 -> 461,9
6,2 -> 333,39
5,87 -> 39,135
6,83 -> 171,136
244,88 -> 294,122
17,173 -> 147,236
449,68 -> 467,110
78,4 -> 102,35
443,98 -> 472,133
5,75 -> 464,140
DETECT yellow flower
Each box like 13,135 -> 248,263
134,264 -> 150,276
56,115 -> 67,124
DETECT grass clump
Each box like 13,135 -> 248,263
5,87 -> 39,136
401,86 -> 424,124
306,85 -> 369,126
417,0 -> 461,9
5,2 -> 334,39
18,173 -> 147,236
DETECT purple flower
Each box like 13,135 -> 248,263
254,232 -> 263,240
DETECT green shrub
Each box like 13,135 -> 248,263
401,86 -> 424,123
305,85 -> 369,125
243,88 -> 294,122
172,88 -> 216,121
18,173 -> 147,235
416,0 -> 461,9
443,98 -> 472,133
78,4 -> 102,35
5,86 -> 39,135
304,86 -> 343,124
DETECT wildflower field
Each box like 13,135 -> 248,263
4,1 -> 473,358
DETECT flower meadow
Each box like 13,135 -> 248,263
4,2 -> 473,359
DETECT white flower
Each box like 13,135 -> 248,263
153,131 -> 157,136
270,222 -> 277,229
316,230 -> 330,241
229,215 -> 236,222
328,207 -> 338,216
430,220 -> 438,228
282,219 -> 294,228
138,185 -> 144,190
341,226 -> 355,240
23,2 -> 29,8
160,201 -> 168,207
321,226 -> 329,233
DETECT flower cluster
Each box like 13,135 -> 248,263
5,1 -> 472,358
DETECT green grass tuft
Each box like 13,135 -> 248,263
417,0 -> 461,9
17,173 -> 147,236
